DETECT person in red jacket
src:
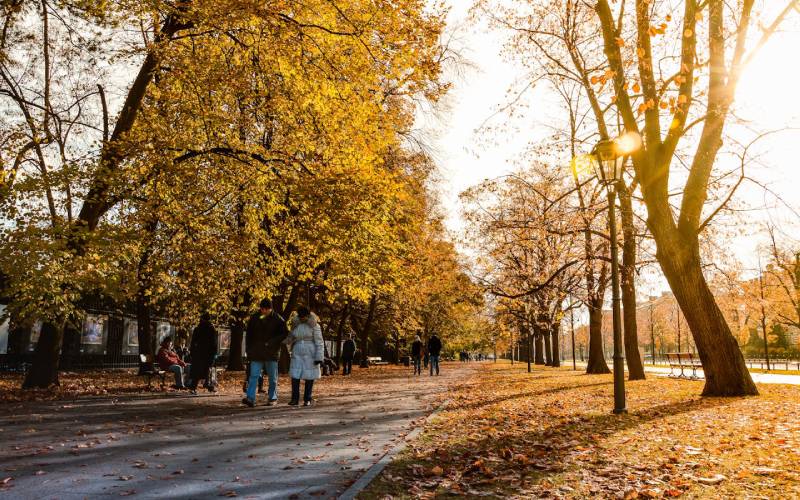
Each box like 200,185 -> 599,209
157,336 -> 189,389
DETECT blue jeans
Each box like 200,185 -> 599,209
168,364 -> 187,388
429,355 -> 440,376
246,360 -> 278,402
413,355 -> 422,375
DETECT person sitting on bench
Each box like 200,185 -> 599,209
157,336 -> 189,389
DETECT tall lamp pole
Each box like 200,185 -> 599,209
592,132 -> 640,415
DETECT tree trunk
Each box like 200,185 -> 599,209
226,319 -> 245,371
543,329 -> 553,366
586,303 -> 611,374
619,185 -> 645,380
658,236 -> 757,396
534,332 -> 545,365
359,295 -> 378,368
334,306 -> 349,363
135,291 -> 154,364
22,321 -> 62,388
550,323 -> 561,368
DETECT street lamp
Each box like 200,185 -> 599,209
591,131 -> 640,415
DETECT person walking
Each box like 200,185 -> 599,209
242,298 -> 288,407
341,333 -> 356,376
411,334 -> 423,376
286,306 -> 324,406
187,312 -> 219,394
157,336 -> 189,389
427,334 -> 442,376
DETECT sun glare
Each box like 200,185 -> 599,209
570,153 -> 596,179
736,33 -> 800,126
615,131 -> 642,155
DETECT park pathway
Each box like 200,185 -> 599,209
571,361 -> 800,385
640,364 -> 800,385
0,363 -> 474,499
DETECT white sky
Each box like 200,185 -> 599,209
422,1 -> 800,287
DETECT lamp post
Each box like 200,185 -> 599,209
592,132 -> 639,415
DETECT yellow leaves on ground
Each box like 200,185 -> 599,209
364,363 -> 800,499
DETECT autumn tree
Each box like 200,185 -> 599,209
461,163 -> 584,370
0,0 -> 449,387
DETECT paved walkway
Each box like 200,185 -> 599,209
572,362 -> 800,385
642,364 -> 800,385
0,364 -> 473,499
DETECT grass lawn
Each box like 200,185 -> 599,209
362,362 -> 800,499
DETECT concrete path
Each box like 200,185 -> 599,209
572,361 -> 800,385
0,364 -> 473,499
641,364 -> 800,385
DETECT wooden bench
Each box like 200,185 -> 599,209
367,356 -> 389,366
139,354 -> 166,389
666,352 -> 703,380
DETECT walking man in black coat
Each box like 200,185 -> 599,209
242,298 -> 288,407
341,334 -> 356,375
427,334 -> 442,376
188,312 -> 219,394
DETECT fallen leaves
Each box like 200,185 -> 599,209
363,363 -> 800,499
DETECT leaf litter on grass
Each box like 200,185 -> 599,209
362,363 -> 800,499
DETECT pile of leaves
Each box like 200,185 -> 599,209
363,363 -> 800,498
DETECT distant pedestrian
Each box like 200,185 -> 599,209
286,306 -> 324,406
242,298 -> 288,408
411,334 -> 423,376
187,312 -> 219,394
427,334 -> 442,376
341,334 -> 356,376
157,336 -> 189,389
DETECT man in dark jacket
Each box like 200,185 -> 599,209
243,298 -> 288,407
188,313 -> 219,394
341,334 -> 356,375
427,334 -> 442,376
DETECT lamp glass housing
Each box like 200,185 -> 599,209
592,139 -> 625,184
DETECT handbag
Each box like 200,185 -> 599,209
207,365 -> 218,388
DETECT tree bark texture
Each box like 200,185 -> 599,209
226,319 -> 245,371
657,235 -> 757,395
550,323 -> 561,368
358,295 -> 378,368
534,331 -> 545,365
619,185 -> 645,380
22,321 -> 62,388
543,330 -> 553,366
586,302 -> 611,374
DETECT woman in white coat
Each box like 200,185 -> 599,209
286,306 -> 324,406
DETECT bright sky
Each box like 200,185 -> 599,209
422,2 -> 800,283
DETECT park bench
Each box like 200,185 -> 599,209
666,352 -> 702,380
367,356 -> 389,366
138,353 -> 166,389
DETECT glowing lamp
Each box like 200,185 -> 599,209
591,139 -> 625,184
